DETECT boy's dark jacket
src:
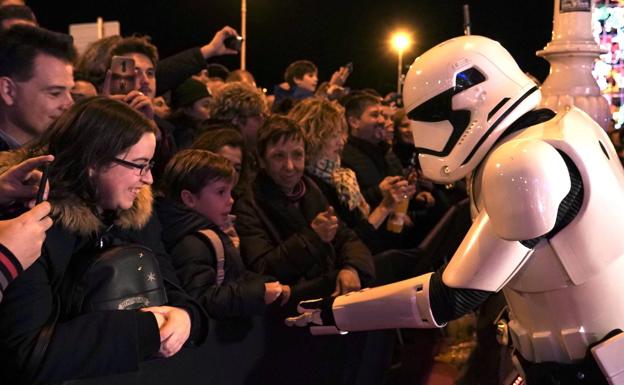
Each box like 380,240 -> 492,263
155,197 -> 270,320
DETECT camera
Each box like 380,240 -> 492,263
224,35 -> 243,52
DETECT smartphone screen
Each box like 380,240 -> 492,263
109,56 -> 136,95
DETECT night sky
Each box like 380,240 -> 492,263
28,0 -> 554,95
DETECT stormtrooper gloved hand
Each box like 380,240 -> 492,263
284,296 -> 347,335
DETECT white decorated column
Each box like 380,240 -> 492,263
537,0 -> 610,129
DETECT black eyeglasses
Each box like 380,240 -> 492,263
112,158 -> 155,176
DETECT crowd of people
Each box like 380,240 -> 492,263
0,2 -> 472,385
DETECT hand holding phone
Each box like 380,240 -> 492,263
330,63 -> 353,87
0,155 -> 53,207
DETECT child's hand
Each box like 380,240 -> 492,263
264,281 -> 283,304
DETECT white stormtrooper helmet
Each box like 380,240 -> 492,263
403,35 -> 541,183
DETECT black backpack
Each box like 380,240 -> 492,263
66,244 -> 168,314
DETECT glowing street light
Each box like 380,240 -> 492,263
391,32 -> 412,94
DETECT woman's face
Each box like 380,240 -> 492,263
91,133 -> 156,211
260,137 -> 305,194
186,97 -> 211,121
318,131 -> 346,162
153,96 -> 171,119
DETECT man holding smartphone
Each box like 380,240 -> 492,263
107,26 -> 241,177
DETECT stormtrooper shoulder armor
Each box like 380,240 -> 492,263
482,138 -> 571,241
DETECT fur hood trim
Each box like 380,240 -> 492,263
51,187 -> 153,236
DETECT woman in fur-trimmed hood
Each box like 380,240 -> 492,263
0,97 -> 207,385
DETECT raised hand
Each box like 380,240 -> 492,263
310,206 -> 338,243
333,266 -> 361,296
200,26 -> 241,58
0,201 -> 53,270
0,155 -> 54,207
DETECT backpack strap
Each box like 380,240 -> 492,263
196,229 -> 225,286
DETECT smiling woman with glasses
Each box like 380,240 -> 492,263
0,97 -> 208,384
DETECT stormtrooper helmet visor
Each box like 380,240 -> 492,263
408,67 -> 486,156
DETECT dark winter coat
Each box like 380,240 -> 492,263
0,154 -> 207,384
234,172 -> 375,302
234,172 -> 374,385
155,197 -> 270,320
341,136 -> 403,208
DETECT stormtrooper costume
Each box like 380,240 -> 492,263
287,35 -> 624,384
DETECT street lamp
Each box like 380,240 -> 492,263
391,32 -> 412,94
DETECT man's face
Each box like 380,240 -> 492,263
381,105 -> 395,144
350,103 -> 386,145
8,53 -> 73,140
129,53 -> 156,98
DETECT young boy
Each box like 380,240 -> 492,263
272,60 -> 318,111
156,150 -> 287,384
157,149 -> 286,317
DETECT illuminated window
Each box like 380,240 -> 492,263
593,0 -> 624,128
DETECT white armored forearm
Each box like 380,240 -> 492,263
332,273 -> 444,332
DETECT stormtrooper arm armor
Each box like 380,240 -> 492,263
321,210 -> 532,333
287,209 -> 535,333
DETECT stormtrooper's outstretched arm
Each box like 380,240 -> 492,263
287,210 -> 533,333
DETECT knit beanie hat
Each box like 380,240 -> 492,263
171,78 -> 211,109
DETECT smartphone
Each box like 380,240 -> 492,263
345,62 -> 354,74
224,35 -> 243,52
109,56 -> 136,95
36,163 -> 50,204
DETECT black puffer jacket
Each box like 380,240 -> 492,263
156,197 -> 271,319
